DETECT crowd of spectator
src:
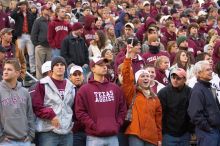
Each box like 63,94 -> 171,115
1,0 -> 220,146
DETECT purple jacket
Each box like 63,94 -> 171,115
75,78 -> 127,137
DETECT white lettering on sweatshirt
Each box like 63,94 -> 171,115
94,90 -> 114,103
85,34 -> 95,40
55,26 -> 68,32
147,56 -> 158,63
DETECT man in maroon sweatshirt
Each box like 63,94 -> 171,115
75,57 -> 127,146
47,7 -> 71,58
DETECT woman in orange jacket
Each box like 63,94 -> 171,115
121,38 -> 162,146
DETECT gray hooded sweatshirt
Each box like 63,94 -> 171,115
0,81 -> 35,142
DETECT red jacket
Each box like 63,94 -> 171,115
47,18 -> 71,49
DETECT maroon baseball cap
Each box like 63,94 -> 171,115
90,57 -> 108,68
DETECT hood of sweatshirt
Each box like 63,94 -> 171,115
84,15 -> 96,30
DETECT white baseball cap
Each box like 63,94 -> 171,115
70,65 -> 83,74
125,22 -> 135,30
41,61 -> 52,74
143,1 -> 150,6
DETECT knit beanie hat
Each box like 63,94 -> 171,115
176,36 -> 187,46
148,34 -> 158,44
72,22 -> 83,31
51,56 -> 67,70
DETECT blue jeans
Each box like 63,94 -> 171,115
196,128 -> 220,146
118,132 -> 128,146
0,141 -> 31,146
128,135 -> 155,146
52,48 -> 61,58
38,131 -> 73,146
162,133 -> 190,146
73,131 -> 86,146
86,135 -> 118,146
17,34 -> 35,73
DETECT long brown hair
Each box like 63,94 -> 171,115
96,30 -> 107,50
173,50 -> 191,70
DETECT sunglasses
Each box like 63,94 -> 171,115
171,75 -> 183,80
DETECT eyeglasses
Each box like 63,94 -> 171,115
72,72 -> 82,76
171,75 -> 183,80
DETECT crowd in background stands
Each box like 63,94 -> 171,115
1,0 -> 220,146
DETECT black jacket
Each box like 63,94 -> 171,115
61,34 -> 89,66
188,80 -> 220,132
31,16 -> 49,47
158,84 -> 193,136
11,8 -> 37,38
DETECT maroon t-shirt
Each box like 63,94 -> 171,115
4,45 -> 14,59
51,77 -> 67,100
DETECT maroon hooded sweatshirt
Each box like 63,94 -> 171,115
142,51 -> 170,65
47,18 -> 71,49
75,78 -> 127,137
187,35 -> 205,56
136,17 -> 156,42
160,29 -> 176,48
82,15 -> 96,46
